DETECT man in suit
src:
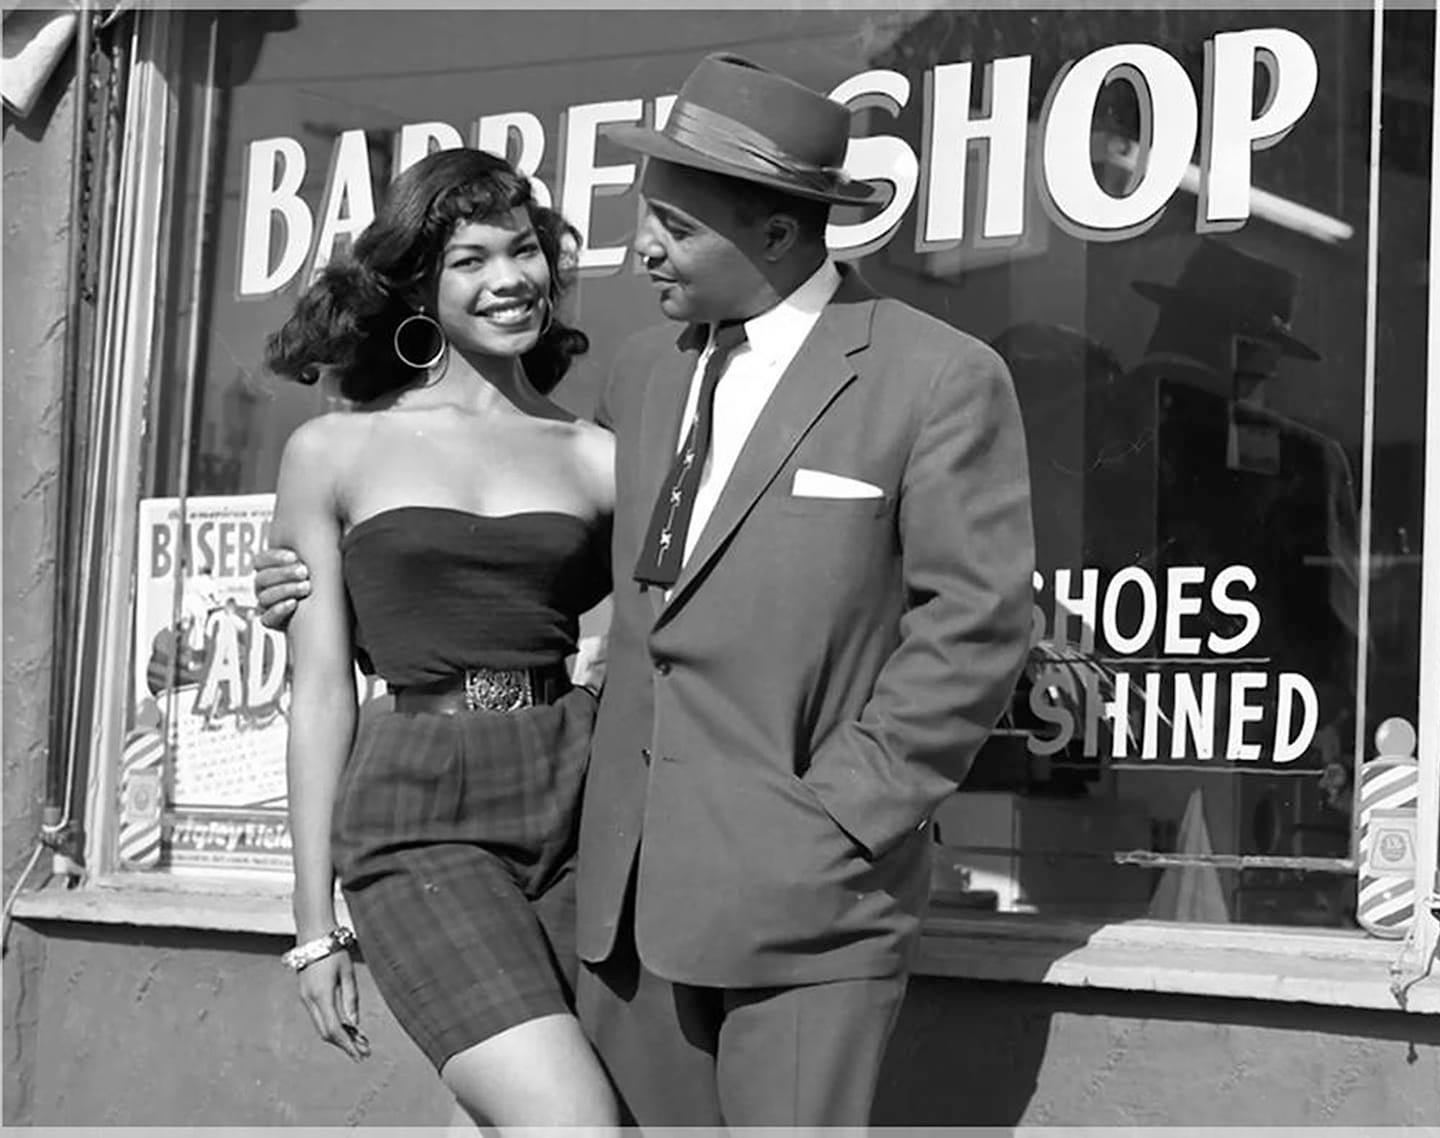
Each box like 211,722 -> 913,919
575,52 -> 1034,1126
255,53 -> 1034,1126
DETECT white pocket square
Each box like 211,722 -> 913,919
791,468 -> 884,499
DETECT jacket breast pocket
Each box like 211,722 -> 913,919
777,493 -> 891,519
744,489 -> 898,622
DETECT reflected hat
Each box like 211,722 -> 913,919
1131,238 -> 1322,362
603,53 -> 878,206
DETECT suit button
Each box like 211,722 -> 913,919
641,747 -> 652,764
655,661 -> 671,676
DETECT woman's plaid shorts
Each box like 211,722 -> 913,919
331,684 -> 597,1069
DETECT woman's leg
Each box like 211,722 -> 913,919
444,1098 -> 486,1136
441,1011 -> 619,1133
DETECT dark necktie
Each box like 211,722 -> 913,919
634,321 -> 748,587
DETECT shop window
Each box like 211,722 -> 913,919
76,7 -> 1434,947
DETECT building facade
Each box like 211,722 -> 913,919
4,5 -> 1439,1125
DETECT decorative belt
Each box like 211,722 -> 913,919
392,663 -> 571,715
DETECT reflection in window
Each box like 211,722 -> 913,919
103,7 -> 1430,932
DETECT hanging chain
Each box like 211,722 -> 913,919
74,5 -> 123,309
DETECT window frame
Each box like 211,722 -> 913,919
15,3 -> 1438,1016
77,9 -> 191,896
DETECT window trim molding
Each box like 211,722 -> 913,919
1405,0 -> 1440,1014
917,911 -> 1440,1014
80,10 -> 183,882
12,884 -> 1438,1015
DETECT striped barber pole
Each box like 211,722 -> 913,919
117,727 -> 167,870
1356,718 -> 1420,939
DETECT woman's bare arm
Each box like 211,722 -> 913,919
271,415 -> 367,1059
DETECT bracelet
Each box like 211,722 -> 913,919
281,926 -> 357,972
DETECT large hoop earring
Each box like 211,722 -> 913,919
536,294 -> 555,339
393,312 -> 447,370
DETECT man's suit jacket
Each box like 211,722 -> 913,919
576,267 -> 1035,988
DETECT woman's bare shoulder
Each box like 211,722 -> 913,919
276,414 -> 384,517
569,417 -> 615,509
570,416 -> 615,462
569,414 -> 614,444
281,410 -> 376,465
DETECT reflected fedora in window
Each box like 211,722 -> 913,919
1131,238 -> 1322,362
603,52 -> 878,206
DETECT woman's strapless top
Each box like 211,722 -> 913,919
340,506 -> 611,686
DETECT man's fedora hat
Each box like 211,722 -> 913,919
1131,238 -> 1322,362
603,53 -> 878,206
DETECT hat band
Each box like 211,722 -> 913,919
663,98 -> 844,196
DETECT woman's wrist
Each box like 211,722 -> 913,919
292,899 -> 338,943
291,861 -> 337,938
294,912 -> 338,940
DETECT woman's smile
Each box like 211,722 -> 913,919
476,296 -> 541,329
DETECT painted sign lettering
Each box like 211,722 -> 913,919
236,28 -> 1320,297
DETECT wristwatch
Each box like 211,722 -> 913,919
281,926 -> 357,972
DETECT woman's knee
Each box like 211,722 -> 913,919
440,1013 -> 619,1128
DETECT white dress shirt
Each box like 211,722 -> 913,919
674,258 -> 843,566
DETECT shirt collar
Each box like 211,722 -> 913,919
711,258 -> 842,359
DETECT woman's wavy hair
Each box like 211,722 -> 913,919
264,148 -> 588,402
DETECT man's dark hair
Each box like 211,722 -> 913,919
732,181 -> 831,240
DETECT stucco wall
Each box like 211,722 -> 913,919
876,976 -> 1440,1126
14,927 -> 1440,1126
28,927 -> 453,1126
2,51 -> 75,1130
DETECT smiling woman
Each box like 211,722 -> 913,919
256,147 -> 619,1128
436,211 -> 552,354
265,150 -> 587,405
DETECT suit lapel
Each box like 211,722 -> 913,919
656,270 -> 878,624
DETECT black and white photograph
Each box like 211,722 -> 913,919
3,0 -> 1438,1129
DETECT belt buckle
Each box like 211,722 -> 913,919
462,667 -> 532,713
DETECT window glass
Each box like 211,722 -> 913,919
113,7 -> 1431,931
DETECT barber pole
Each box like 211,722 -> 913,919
1356,718 -> 1420,939
117,727 -> 166,870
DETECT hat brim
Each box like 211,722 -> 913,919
604,123 -> 879,207
1131,281 -> 1322,362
